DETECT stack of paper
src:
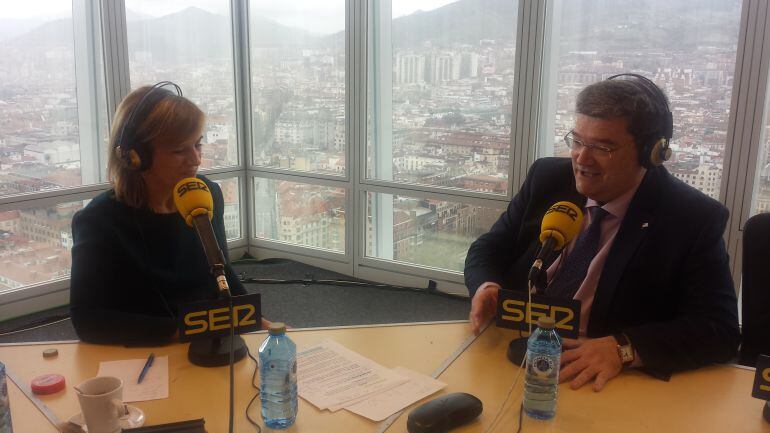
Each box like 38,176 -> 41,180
297,340 -> 446,421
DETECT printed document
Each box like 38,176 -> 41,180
345,367 -> 446,421
297,340 -> 408,410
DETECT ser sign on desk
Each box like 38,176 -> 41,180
753,354 -> 770,401
178,293 -> 262,342
496,289 -> 581,339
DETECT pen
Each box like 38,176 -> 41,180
137,353 -> 155,384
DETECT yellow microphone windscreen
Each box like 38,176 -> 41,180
173,177 -> 213,227
539,201 -> 583,250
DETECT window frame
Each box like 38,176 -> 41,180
2,0 -> 768,320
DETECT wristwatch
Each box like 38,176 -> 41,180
613,333 -> 634,366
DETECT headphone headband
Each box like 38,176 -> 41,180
117,81 -> 183,171
606,73 -> 673,167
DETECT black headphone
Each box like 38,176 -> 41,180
606,73 -> 673,168
116,81 -> 183,171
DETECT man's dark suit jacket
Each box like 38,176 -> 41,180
464,157 -> 740,375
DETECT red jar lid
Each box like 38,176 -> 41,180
31,374 -> 65,395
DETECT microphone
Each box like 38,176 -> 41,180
173,177 -> 229,295
173,177 -> 252,370
528,201 -> 583,288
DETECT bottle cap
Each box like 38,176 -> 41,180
31,374 -> 66,395
268,322 -> 286,335
537,316 -> 556,329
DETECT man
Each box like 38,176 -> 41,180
464,75 -> 740,391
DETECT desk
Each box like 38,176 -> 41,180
1,322 -> 471,433
2,322 -> 768,433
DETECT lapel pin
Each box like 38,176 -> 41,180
641,222 -> 649,228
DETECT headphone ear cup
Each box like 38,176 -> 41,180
649,138 -> 671,166
127,149 -> 143,170
117,146 -> 143,170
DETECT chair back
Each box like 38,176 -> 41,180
740,212 -> 770,366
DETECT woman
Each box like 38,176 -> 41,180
69,82 -> 261,345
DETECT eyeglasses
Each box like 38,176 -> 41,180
563,131 -> 617,158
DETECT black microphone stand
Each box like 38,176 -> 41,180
507,236 -> 557,365
187,264 -> 248,367
507,281 -> 537,366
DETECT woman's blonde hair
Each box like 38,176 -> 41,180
107,85 -> 204,209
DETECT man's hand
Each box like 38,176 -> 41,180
559,336 -> 623,392
469,283 -> 500,335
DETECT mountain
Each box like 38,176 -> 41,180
391,0 -> 517,47
126,9 -> 153,22
4,18 -> 73,49
325,0 -> 518,48
126,7 -> 232,63
2,0 -> 743,60
125,7 -> 320,63
0,18 -> 48,43
559,0 -> 742,52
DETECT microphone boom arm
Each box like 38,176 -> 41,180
190,213 -> 231,296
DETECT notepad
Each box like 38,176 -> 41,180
97,356 -> 169,402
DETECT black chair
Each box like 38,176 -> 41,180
739,213 -> 770,366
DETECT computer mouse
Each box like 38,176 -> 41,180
406,392 -> 483,433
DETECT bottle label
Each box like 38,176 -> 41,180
530,355 -> 556,378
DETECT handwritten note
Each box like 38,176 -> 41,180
97,356 -> 169,402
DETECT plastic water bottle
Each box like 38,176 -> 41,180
523,316 -> 561,420
259,322 -> 298,429
0,362 -> 13,433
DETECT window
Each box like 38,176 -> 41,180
249,1 -> 346,176
367,0 -> 517,193
0,201 -> 84,293
366,192 -> 503,272
543,0 -> 743,201
361,0 -> 515,274
253,177 -> 345,252
0,2 -> 107,299
125,0 -> 238,168
213,177 -> 241,241
0,3 -> 108,196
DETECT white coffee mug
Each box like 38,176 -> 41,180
75,376 -> 127,433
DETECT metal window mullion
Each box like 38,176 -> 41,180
72,0 -> 104,185
248,169 -> 350,189
231,0 -> 252,246
348,0 -> 366,275
511,0 -> 546,195
737,2 -> 770,229
99,0 -> 130,122
360,178 -> 512,203
360,183 -> 511,211
538,0 -> 561,162
722,0 -> 770,283
247,165 -> 348,183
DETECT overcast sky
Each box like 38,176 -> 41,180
0,0 -> 459,34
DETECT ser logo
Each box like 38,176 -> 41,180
752,355 -> 770,401
176,180 -> 209,197
177,293 -> 262,342
496,289 -> 581,339
545,204 -> 579,221
183,304 -> 257,335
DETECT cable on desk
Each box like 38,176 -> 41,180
483,281 -> 537,433
245,347 -> 263,433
